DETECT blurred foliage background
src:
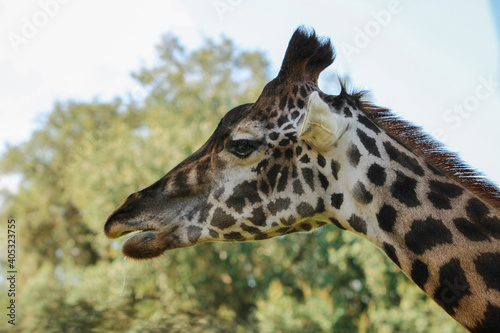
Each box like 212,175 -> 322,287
0,34 -> 465,332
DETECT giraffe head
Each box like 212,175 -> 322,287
105,28 -> 364,259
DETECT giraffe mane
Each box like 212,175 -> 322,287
353,95 -> 500,210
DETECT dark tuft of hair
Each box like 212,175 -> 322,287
278,26 -> 335,83
326,76 -> 370,110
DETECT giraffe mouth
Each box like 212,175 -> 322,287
105,219 -> 183,260
105,224 -> 157,239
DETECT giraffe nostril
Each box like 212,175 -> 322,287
124,192 -> 142,205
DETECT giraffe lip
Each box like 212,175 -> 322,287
124,229 -> 157,238
105,223 -> 158,239
121,228 -> 170,259
123,229 -> 158,241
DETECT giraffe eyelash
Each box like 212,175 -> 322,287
226,139 -> 262,158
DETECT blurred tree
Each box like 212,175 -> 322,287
0,34 -> 465,332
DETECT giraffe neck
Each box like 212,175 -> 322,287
327,119 -> 500,332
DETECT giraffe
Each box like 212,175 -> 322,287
104,28 -> 500,332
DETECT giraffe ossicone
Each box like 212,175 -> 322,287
104,27 -> 500,332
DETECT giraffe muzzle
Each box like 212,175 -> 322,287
105,213 -> 185,259
104,188 -> 195,259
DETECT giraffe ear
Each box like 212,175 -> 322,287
299,91 -> 349,153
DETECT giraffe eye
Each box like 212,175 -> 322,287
226,139 -> 261,158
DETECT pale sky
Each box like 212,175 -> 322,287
1,0 -> 499,191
